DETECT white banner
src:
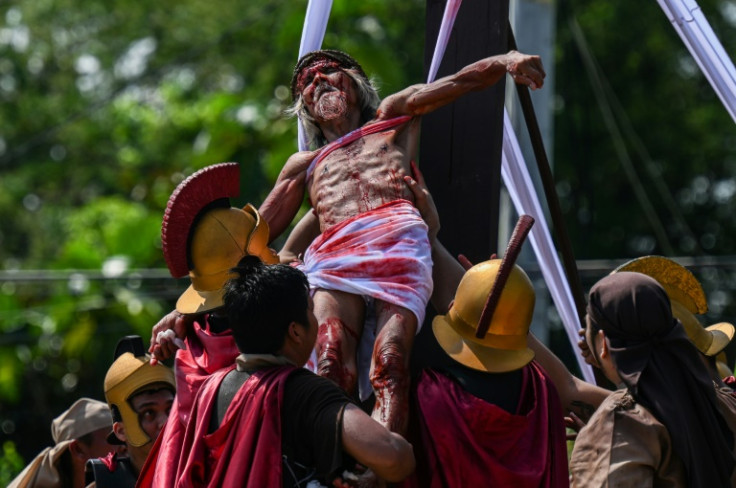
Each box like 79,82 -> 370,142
658,0 -> 736,123
297,0 -> 333,151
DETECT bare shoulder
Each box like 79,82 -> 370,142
280,150 -> 318,179
377,84 -> 425,119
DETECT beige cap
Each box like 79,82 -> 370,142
51,397 -> 111,444
8,398 -> 111,488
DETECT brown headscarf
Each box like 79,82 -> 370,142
587,272 -> 734,488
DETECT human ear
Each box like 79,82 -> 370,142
597,330 -> 610,359
288,322 -> 302,343
112,422 -> 127,444
68,439 -> 86,460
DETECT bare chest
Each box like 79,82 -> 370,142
308,132 -> 414,228
314,132 -> 408,182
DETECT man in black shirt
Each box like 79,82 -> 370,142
173,256 -> 414,487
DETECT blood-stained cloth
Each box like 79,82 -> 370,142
300,198 -> 432,325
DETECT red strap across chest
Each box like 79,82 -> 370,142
305,115 -> 412,182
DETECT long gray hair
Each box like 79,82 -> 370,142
286,70 -> 380,149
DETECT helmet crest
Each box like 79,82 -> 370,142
476,215 -> 535,338
162,163 -> 240,278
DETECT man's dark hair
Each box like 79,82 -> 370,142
223,255 -> 310,354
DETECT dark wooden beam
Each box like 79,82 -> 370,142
411,0 -> 509,376
420,0 -> 509,264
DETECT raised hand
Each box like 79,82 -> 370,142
149,309 -> 192,364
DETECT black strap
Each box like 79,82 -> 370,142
85,457 -> 137,488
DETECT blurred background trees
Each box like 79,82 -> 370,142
2,0 -> 736,481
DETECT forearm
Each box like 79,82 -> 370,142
405,54 -> 512,115
278,209 -> 320,263
380,50 -> 543,119
529,334 -> 608,419
430,240 -> 464,314
341,405 -> 415,482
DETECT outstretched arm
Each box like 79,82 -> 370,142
528,334 -> 609,421
259,150 -> 318,243
377,50 -> 545,119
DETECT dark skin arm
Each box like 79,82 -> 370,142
340,404 -> 415,483
377,50 -> 545,120
258,150 -> 318,243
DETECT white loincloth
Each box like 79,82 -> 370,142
300,199 -> 433,400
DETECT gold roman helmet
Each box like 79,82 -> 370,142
614,256 -> 734,356
176,203 -> 278,314
161,163 -> 278,314
433,215 -> 536,372
104,336 -> 175,447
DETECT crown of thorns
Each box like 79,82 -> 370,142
291,49 -> 369,100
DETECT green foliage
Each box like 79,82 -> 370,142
554,0 -> 736,371
555,0 -> 736,259
0,441 -> 24,487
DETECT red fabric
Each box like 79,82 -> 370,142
99,451 -> 118,471
136,317 -> 239,488
176,365 -> 295,487
175,317 -> 240,425
402,361 -> 569,488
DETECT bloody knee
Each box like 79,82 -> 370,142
316,318 -> 357,394
370,337 -> 410,395
370,337 -> 411,432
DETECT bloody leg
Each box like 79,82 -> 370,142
370,301 -> 417,435
313,288 -> 365,396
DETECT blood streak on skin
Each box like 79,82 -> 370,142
387,168 -> 405,202
295,59 -> 342,94
316,317 -> 358,394
370,318 -> 411,433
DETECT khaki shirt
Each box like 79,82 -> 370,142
715,385 -> 736,486
569,389 -> 686,488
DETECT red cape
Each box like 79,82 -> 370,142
402,361 -> 569,488
178,365 -> 295,487
136,317 -> 239,488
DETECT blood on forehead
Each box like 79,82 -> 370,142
296,59 -> 344,94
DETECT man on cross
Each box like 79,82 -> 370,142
259,48 -> 545,434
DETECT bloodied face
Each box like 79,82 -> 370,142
296,59 -> 357,122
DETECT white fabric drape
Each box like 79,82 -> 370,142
297,0 -> 333,151
502,111 -> 595,382
426,0 -> 462,84
657,0 -> 736,123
